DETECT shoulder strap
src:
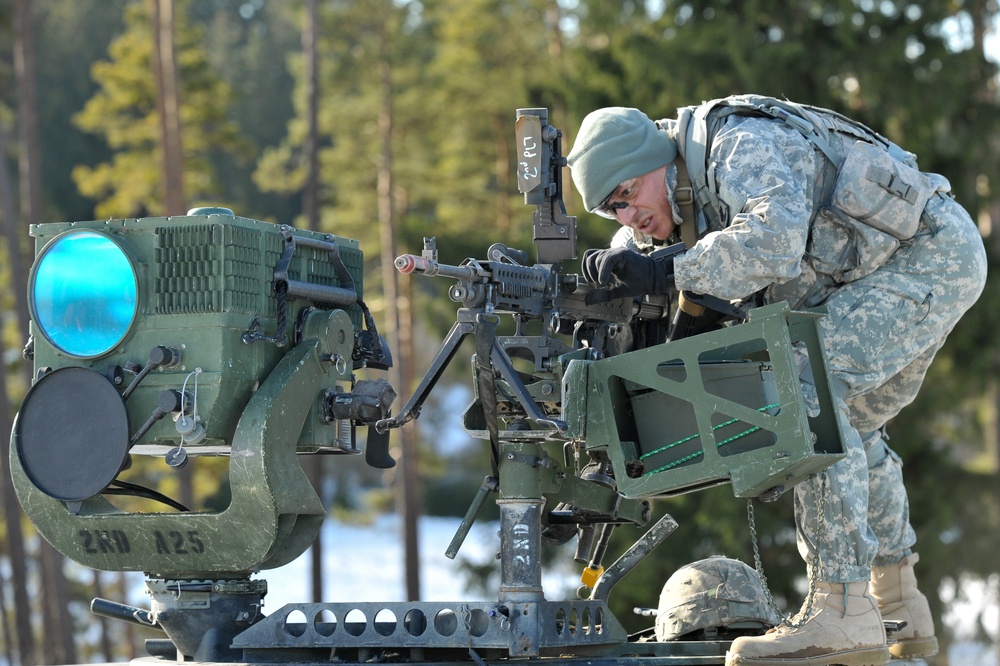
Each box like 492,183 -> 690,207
662,102 -> 728,237
672,157 -> 700,249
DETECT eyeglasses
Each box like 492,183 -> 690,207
594,178 -> 640,219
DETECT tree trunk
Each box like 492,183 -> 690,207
0,550 -> 13,666
39,540 -> 78,664
308,458 -> 325,603
0,467 -> 34,666
301,0 -> 325,603
494,117 -> 511,233
11,0 -> 37,389
0,127 -> 36,666
0,366 -> 35,666
94,572 -> 114,662
14,0 -> 42,225
120,572 -> 138,660
303,0 -> 320,232
375,3 -> 422,602
151,0 -> 186,215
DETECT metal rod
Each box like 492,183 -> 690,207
283,279 -> 357,307
590,513 -> 679,602
91,597 -> 161,630
445,476 -> 497,560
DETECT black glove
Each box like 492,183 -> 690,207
581,247 -> 675,304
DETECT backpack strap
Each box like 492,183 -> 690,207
762,103 -> 841,165
662,104 -> 726,237
673,156 -> 700,249
673,96 -> 865,236
687,102 -> 727,232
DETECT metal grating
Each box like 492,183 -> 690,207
155,224 -> 268,315
233,600 -> 626,654
154,222 -> 365,325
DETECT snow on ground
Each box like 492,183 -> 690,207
260,513 -> 577,609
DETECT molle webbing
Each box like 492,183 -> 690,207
670,95 -> 916,235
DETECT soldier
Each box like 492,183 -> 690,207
566,99 -> 987,666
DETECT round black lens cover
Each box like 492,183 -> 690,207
16,366 -> 130,502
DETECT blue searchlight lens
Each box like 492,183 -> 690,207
31,230 -> 138,358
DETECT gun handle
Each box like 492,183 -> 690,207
668,292 -> 704,341
364,424 -> 396,469
668,291 -> 738,342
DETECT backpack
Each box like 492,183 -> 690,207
660,95 -> 939,260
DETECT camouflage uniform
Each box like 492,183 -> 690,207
615,114 -> 987,582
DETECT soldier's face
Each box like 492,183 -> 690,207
608,166 -> 675,240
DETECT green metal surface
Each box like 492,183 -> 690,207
11,212 -> 365,576
571,302 -> 846,500
26,213 -> 363,453
11,307 -> 354,574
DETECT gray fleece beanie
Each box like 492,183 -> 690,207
567,107 -> 678,212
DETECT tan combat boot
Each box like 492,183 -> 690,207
871,553 -> 939,659
725,581 -> 889,666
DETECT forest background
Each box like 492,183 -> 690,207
0,1 -> 999,665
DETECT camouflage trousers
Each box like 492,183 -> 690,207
794,193 -> 987,582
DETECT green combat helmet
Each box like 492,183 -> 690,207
655,556 -> 782,641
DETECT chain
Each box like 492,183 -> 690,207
747,472 -> 826,629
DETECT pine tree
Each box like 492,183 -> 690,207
72,0 -> 244,218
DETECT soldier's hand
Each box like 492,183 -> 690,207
581,247 -> 675,304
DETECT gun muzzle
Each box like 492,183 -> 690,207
394,254 -> 479,280
394,254 -> 424,274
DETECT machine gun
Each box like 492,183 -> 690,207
388,238 -> 682,433
382,110 -> 680,435
10,110 -> 850,666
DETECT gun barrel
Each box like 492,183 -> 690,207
395,254 -> 479,281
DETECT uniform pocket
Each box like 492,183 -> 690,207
807,206 -> 899,284
831,140 -> 934,241
823,275 -> 933,372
